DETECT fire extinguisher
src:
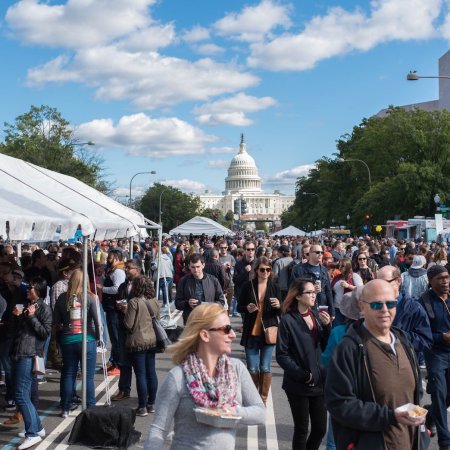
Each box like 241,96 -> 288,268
69,294 -> 82,334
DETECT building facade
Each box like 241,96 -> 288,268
199,135 -> 295,224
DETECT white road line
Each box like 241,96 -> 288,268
35,378 -> 119,450
247,425 -> 259,450
265,388 -> 279,450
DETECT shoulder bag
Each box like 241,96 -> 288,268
144,299 -> 171,353
251,282 -> 278,345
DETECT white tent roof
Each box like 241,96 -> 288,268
170,216 -> 233,236
270,225 -> 306,237
0,153 -> 158,241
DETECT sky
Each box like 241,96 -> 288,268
0,0 -> 449,202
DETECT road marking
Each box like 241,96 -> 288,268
34,378 -> 119,450
247,425 -> 259,450
265,388 -> 279,450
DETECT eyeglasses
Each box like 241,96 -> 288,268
311,251 -> 324,255
362,300 -> 398,310
258,268 -> 272,273
208,325 -> 234,334
302,291 -> 317,296
246,248 -> 255,251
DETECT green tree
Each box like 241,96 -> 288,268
0,105 -> 109,192
138,183 -> 201,232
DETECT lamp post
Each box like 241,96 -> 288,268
129,171 -> 156,206
336,158 -> 372,186
158,189 -> 167,226
406,71 -> 450,81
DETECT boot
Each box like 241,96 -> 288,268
250,372 -> 260,390
259,372 -> 272,405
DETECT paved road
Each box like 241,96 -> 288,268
0,310 -> 443,449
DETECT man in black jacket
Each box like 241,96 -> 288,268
175,254 -> 225,324
233,241 -> 256,302
326,279 -> 423,450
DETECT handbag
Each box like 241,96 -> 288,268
144,300 -> 171,353
32,355 -> 46,375
251,282 -> 278,345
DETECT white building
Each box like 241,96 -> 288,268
199,135 -> 295,224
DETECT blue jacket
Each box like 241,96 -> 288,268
393,295 -> 432,353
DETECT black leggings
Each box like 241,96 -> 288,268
286,392 -> 327,450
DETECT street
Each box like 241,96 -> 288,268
0,311 -> 443,450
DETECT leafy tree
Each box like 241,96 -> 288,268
286,108 -> 450,232
138,183 -> 202,232
0,105 -> 109,192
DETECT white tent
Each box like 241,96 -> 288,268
270,225 -> 306,237
170,216 -> 233,236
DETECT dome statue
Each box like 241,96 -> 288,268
225,134 -> 262,193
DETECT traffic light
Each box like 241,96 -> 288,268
233,199 -> 241,214
241,200 -> 248,214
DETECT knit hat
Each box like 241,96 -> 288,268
340,286 -> 363,321
427,264 -> 448,281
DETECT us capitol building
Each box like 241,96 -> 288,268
199,135 -> 295,225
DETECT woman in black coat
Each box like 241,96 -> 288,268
276,278 -> 331,450
237,256 -> 281,404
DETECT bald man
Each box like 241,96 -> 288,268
326,280 -> 423,450
377,265 -> 432,355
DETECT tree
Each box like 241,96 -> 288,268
138,183 -> 202,232
0,105 -> 109,192
286,108 -> 450,232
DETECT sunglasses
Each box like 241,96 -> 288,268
358,257 -> 367,261
258,268 -> 272,273
312,251 -> 324,255
362,300 -> 398,310
208,325 -> 234,334
246,248 -> 255,251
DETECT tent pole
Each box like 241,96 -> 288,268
81,236 -> 88,411
130,236 -> 134,261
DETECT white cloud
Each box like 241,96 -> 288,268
264,164 -> 315,187
208,146 -> 236,154
193,92 -> 277,126
214,0 -> 292,42
75,113 -> 217,157
194,43 -> 226,56
6,0 -> 155,49
183,25 -> 210,42
248,0 -> 442,70
160,179 -> 206,193
26,47 -> 259,109
119,24 -> 176,52
208,160 -> 229,169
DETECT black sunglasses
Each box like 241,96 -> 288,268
258,267 -> 272,273
208,325 -> 234,334
246,248 -> 255,251
362,300 -> 397,310
312,251 -> 324,255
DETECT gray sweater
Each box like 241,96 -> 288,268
145,358 -> 265,450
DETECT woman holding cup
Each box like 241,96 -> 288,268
237,256 -> 281,404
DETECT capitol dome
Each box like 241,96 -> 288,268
225,134 -> 262,193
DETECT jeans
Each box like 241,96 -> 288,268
286,392 -> 327,450
60,340 -> 97,410
117,322 -> 132,393
130,350 -> 158,408
13,357 -> 43,437
326,414 -> 336,450
424,349 -> 450,447
159,278 -> 173,306
105,308 -> 120,364
0,337 -> 14,402
229,295 -> 238,316
245,335 -> 275,373
98,305 -> 108,346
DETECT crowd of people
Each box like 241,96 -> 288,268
0,232 -> 449,449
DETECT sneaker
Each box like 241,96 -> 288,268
61,411 -> 69,418
146,404 -> 155,413
69,403 -> 79,412
5,400 -> 16,412
72,395 -> 82,405
107,367 -> 121,376
18,429 -> 46,438
37,377 -> 47,385
135,407 -> 148,417
3,412 -> 23,426
18,435 -> 42,449
111,391 -> 130,401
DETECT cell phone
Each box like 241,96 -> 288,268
116,299 -> 127,304
318,306 -> 328,312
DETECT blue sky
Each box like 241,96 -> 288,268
0,0 -> 448,201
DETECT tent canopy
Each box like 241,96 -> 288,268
0,153 -> 159,241
270,225 -> 306,237
170,216 -> 233,236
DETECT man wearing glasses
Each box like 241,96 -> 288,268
218,241 -> 237,316
419,265 -> 450,449
326,280 -> 423,450
233,241 -> 257,304
291,244 -> 334,317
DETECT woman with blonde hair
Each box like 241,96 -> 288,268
145,303 -> 265,450
54,269 -> 100,418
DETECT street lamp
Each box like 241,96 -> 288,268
302,192 -> 319,197
129,171 -> 156,206
406,71 -> 450,81
159,189 -> 167,225
336,158 -> 372,186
